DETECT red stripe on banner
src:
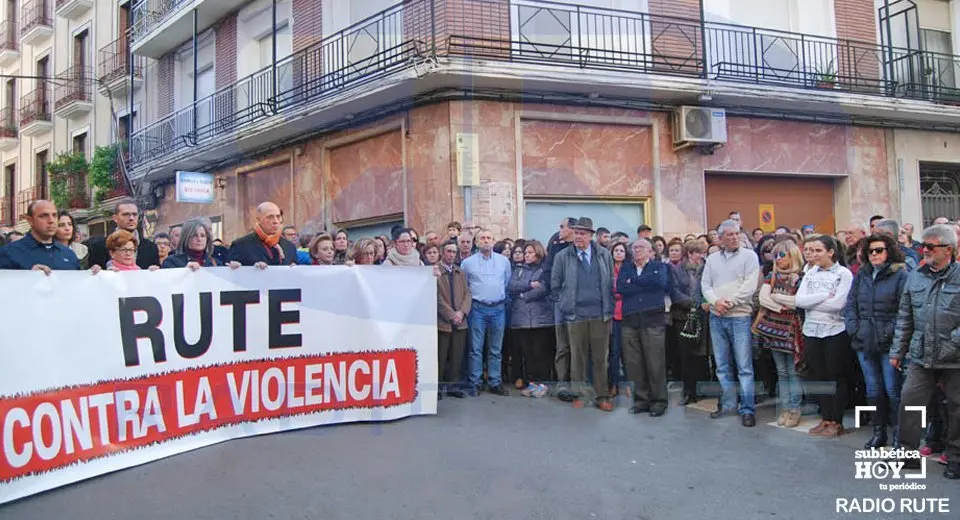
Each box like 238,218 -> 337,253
0,350 -> 418,482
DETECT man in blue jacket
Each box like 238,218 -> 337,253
0,200 -> 80,273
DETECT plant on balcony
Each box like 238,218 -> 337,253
48,152 -> 90,210
89,143 -> 122,205
815,60 -> 837,88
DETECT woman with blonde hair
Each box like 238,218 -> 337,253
351,238 -> 378,265
754,239 -> 805,427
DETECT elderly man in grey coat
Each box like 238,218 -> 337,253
890,224 -> 960,479
551,217 -> 616,411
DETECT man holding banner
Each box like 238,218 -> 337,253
0,200 -> 81,273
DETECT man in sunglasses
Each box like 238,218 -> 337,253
890,224 -> 960,479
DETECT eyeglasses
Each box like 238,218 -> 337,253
113,247 -> 137,254
922,243 -> 951,251
869,247 -> 887,255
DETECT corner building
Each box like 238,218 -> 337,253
127,0 -> 960,240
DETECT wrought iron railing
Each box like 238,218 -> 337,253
54,66 -> 93,111
15,186 -> 39,220
130,0 -> 189,43
21,0 -> 52,36
0,198 -> 12,226
129,0 -> 960,169
20,86 -> 51,127
98,35 -> 144,85
0,106 -> 17,139
0,20 -> 18,52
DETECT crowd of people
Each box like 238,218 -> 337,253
0,199 -> 957,481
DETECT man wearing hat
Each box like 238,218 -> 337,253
550,217 -> 616,411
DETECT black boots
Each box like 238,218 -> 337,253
864,425 -> 888,449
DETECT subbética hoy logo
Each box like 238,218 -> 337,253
854,406 -> 926,480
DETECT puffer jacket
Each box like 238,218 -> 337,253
844,262 -> 908,356
890,262 -> 960,369
508,262 -> 553,329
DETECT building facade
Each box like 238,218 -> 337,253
0,0 -> 145,236
125,0 -> 960,242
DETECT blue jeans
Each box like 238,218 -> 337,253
709,315 -> 755,415
857,350 -> 902,425
608,319 -> 623,390
771,351 -> 802,412
468,302 -> 506,389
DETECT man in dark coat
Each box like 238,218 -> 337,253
541,217 -> 575,399
228,201 -> 298,267
84,197 -> 160,269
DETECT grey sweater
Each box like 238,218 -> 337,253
700,247 -> 761,318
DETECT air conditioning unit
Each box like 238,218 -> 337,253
672,106 -> 727,150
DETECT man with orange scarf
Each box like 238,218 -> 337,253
228,201 -> 298,268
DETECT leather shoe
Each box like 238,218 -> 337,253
944,461 -> 960,479
741,414 -> 756,427
488,385 -> 509,396
710,409 -> 733,419
650,405 -> 667,417
629,404 -> 650,414
446,389 -> 467,399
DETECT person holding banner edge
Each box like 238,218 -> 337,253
0,200 -> 94,274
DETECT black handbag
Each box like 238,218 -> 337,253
679,308 -> 703,342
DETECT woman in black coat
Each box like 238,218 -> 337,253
844,233 -> 908,449
161,218 -> 226,269
507,240 -> 554,397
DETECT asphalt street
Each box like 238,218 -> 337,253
1,392 -> 957,520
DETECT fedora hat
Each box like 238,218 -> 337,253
570,217 -> 595,233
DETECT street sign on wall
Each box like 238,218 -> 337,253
175,171 -> 215,204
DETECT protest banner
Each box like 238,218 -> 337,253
0,266 -> 438,504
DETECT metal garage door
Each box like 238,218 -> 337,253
705,174 -> 836,235
523,199 -> 647,244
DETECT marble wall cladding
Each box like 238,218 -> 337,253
521,119 -> 653,197
294,144 -> 326,235
327,131 -> 404,225
407,103 -> 456,234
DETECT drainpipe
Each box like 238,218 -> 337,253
128,5 -> 133,145
192,8 -> 198,137
272,0 -> 278,112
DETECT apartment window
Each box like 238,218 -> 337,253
73,132 -> 87,157
118,112 -> 136,143
36,55 -> 49,110
35,149 -> 48,199
3,163 -> 14,224
921,28 -> 956,89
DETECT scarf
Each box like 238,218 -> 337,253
187,248 -> 206,264
108,260 -> 140,271
254,223 -> 284,261
385,248 -> 423,266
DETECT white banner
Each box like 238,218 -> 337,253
0,266 -> 438,504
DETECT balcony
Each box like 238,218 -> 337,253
97,36 -> 144,96
21,0 -> 53,46
55,0 -> 93,20
0,20 -> 19,66
0,107 -> 18,152
54,66 -> 94,119
16,186 -> 40,220
129,0 -> 960,174
131,0 -> 246,59
19,87 -> 52,136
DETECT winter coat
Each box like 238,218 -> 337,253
844,262 -> 908,356
669,262 -> 700,324
437,264 -> 472,333
890,261 -> 960,369
508,262 -> 553,329
617,259 -> 683,328
550,242 -> 614,322
161,252 -> 219,268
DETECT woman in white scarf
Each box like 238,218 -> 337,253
384,229 -> 423,266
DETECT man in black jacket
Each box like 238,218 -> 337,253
84,198 -> 160,269
228,201 -> 298,268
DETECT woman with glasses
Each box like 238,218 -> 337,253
384,229 -> 424,266
350,238 -> 379,265
161,218 -> 223,270
755,240 -> 805,427
844,233 -> 908,448
106,230 -> 160,271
